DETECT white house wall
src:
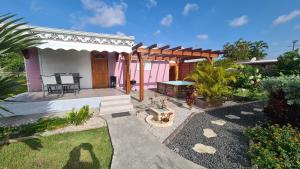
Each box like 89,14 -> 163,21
38,49 -> 93,88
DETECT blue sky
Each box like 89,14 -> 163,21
1,0 -> 300,58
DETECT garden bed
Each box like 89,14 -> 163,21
167,102 -> 266,169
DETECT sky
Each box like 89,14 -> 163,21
1,0 -> 300,59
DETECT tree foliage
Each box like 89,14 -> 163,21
185,60 -> 238,102
0,13 -> 41,57
0,52 -> 24,76
274,49 -> 300,76
223,39 -> 268,61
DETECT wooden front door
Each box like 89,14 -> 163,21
169,65 -> 176,81
91,52 -> 109,88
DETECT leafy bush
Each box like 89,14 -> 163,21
66,105 -> 93,125
0,117 -> 69,141
234,65 -> 262,90
262,75 -> 300,105
245,124 -> 300,169
274,49 -> 300,76
185,60 -> 238,102
261,75 -> 300,127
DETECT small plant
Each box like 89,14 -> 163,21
186,87 -> 197,109
245,124 -> 300,169
67,105 -> 93,126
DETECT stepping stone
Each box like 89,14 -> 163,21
241,111 -> 255,115
203,128 -> 217,138
253,108 -> 263,112
225,114 -> 240,119
211,120 -> 226,126
193,143 -> 216,154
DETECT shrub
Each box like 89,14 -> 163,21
185,60 -> 238,102
66,105 -> 93,125
0,117 -> 69,141
234,65 -> 262,90
245,124 -> 300,169
261,75 -> 300,127
274,49 -> 300,76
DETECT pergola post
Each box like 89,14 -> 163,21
138,53 -> 144,102
175,60 -> 179,80
125,53 -> 131,94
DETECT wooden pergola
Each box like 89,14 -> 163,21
122,43 -> 223,101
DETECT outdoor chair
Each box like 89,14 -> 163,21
41,75 -> 63,96
60,75 -> 80,94
69,73 -> 81,90
54,73 -> 66,84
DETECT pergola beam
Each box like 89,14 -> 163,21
159,45 -> 170,50
170,46 -> 182,51
146,44 -> 157,49
132,43 -> 143,50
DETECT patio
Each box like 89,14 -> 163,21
0,88 -> 131,117
8,88 -> 126,102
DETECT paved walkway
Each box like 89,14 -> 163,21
103,112 -> 205,169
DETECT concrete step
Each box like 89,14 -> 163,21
100,104 -> 134,114
100,95 -> 130,102
100,99 -> 131,107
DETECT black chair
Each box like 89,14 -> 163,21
69,73 -> 81,90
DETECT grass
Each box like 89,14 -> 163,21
0,127 -> 113,169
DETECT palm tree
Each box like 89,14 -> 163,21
185,60 -> 237,103
0,13 -> 41,57
0,13 -> 41,116
251,41 -> 268,60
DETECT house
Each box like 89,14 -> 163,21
22,25 -> 170,92
0,25 -> 221,117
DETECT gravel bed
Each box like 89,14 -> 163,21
167,101 -> 266,169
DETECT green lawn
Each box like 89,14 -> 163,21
0,128 -> 113,169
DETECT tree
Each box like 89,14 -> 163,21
250,41 -> 268,60
223,39 -> 268,61
0,13 -> 41,115
274,49 -> 300,76
185,60 -> 238,103
0,52 -> 25,77
0,13 -> 40,57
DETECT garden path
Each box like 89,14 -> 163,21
103,112 -> 206,169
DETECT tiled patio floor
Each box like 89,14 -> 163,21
8,88 -> 125,102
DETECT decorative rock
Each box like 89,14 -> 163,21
225,114 -> 240,119
193,143 -> 216,154
253,108 -> 262,112
211,120 -> 226,126
241,111 -> 255,115
203,128 -> 217,138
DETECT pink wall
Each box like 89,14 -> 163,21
110,55 -> 169,90
24,48 -> 42,92
25,51 -> 170,91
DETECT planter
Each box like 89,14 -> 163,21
195,99 -> 223,109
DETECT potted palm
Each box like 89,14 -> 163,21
185,60 -> 237,108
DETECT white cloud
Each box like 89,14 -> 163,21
154,30 -> 160,36
79,0 -> 127,28
273,10 -> 300,25
294,25 -> 300,30
196,34 -> 208,40
229,15 -> 248,27
116,31 -> 125,36
146,0 -> 157,8
160,14 -> 173,26
183,3 -> 199,16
